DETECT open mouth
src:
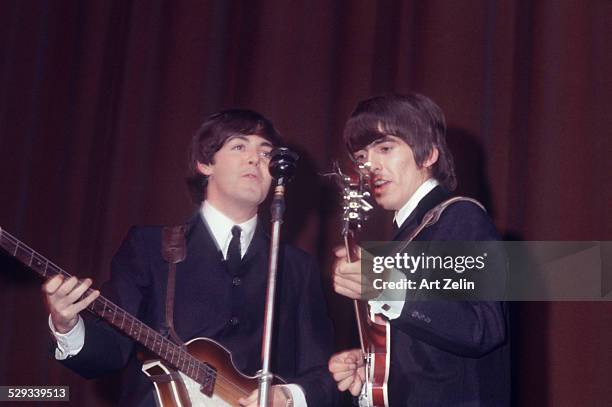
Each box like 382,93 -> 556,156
372,178 -> 390,192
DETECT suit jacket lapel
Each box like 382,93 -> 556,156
242,220 -> 269,267
392,185 -> 451,241
184,211 -> 224,264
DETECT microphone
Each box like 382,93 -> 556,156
269,147 -> 299,186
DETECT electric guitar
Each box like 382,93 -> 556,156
328,163 -> 390,407
0,226 -> 283,406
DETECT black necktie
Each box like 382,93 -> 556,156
227,225 -> 242,274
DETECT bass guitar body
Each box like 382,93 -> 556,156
141,337 -> 262,407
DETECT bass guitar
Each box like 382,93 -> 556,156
0,226 -> 282,406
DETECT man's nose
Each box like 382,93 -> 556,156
366,152 -> 381,173
247,150 -> 260,166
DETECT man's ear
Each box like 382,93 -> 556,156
422,147 -> 439,168
196,161 -> 213,176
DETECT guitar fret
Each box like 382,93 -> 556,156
187,357 -> 193,378
193,359 -> 200,381
195,360 -> 201,381
172,346 -> 178,366
181,354 -> 188,373
187,357 -> 193,377
33,255 -> 45,274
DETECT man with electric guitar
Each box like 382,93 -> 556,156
329,94 -> 510,406
42,109 -> 338,406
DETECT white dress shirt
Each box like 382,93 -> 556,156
201,200 -> 256,259
369,178 -> 439,319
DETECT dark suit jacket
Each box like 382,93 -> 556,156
387,186 -> 510,406
61,213 -> 338,406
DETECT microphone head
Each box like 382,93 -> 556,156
269,147 -> 299,182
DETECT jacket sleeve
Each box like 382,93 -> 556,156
391,202 -> 508,358
291,256 -> 339,406
60,226 -> 152,377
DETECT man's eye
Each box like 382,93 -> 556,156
259,150 -> 272,159
231,144 -> 245,151
353,153 -> 367,162
379,145 -> 392,153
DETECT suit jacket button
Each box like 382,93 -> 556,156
229,317 -> 240,326
232,277 -> 242,286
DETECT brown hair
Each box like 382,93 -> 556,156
186,109 -> 282,203
343,93 -> 456,190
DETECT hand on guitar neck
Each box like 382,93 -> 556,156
43,274 -> 100,334
332,246 -> 381,301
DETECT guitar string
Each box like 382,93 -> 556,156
0,230 -> 252,398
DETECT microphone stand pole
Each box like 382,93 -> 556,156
258,148 -> 298,407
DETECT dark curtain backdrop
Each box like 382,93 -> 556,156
1,1 -> 610,406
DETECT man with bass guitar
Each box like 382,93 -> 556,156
43,109 -> 338,407
329,94 -> 510,406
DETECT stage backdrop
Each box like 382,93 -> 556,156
0,1 -> 610,406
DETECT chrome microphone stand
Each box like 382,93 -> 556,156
258,147 -> 298,407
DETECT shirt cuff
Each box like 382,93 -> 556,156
280,383 -> 307,406
48,315 -> 85,360
368,267 -> 407,320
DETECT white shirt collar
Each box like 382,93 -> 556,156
200,201 -> 257,259
393,178 -> 439,229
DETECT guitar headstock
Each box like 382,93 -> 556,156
325,161 -> 374,237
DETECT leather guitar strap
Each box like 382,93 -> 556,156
405,196 -> 486,243
161,224 -> 187,345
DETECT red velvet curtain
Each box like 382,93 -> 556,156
1,1 -> 610,405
